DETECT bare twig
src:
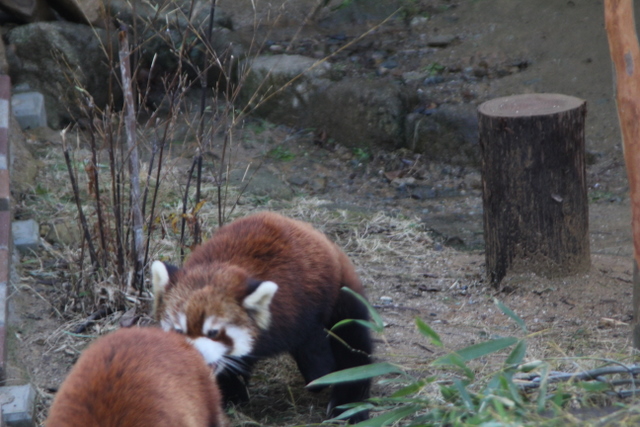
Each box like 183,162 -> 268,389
119,27 -> 145,292
86,108 -> 108,268
180,156 -> 199,259
62,129 -> 101,274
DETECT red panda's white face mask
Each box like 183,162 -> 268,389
151,260 -> 278,373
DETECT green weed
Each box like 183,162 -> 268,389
267,146 -> 296,161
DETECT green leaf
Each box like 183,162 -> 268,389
494,299 -> 527,332
341,287 -> 385,332
500,373 -> 524,406
433,337 -> 518,366
518,360 -> 544,373
353,404 -> 422,427
443,353 -> 475,380
504,339 -> 527,368
331,318 -> 380,332
390,380 -> 427,398
576,381 -> 611,392
536,363 -> 550,413
415,317 -> 443,348
331,403 -> 374,421
453,379 -> 475,411
307,362 -> 403,388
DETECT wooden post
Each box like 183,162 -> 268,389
478,93 -> 590,286
604,0 -> 640,348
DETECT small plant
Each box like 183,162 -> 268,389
424,62 -> 445,76
353,147 -> 371,163
398,0 -> 426,21
310,298 -> 640,426
267,146 -> 296,161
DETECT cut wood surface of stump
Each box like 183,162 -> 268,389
479,93 -> 590,286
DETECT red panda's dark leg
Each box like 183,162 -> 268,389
327,288 -> 373,423
217,364 -> 252,405
291,330 -> 336,391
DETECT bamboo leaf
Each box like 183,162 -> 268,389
435,353 -> 474,380
505,339 -> 527,367
352,404 -> 422,427
536,363 -> 550,412
307,362 -> 403,388
494,298 -> 526,332
341,287 -> 385,332
331,403 -> 374,421
576,381 -> 611,392
453,379 -> 475,411
433,337 -> 518,366
331,318 -> 379,332
390,380 -> 427,398
415,317 -> 443,348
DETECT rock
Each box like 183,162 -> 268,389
12,219 -> 41,253
410,16 -> 429,29
47,0 -> 108,27
0,38 -> 9,75
426,35 -> 458,48
0,384 -> 36,427
0,0 -> 54,22
107,0 -> 243,102
6,22 -> 119,129
240,56 -> 407,151
305,77 -> 407,150
404,104 -> 480,166
239,54 -> 332,121
287,175 -> 308,187
42,218 -> 81,247
11,92 -> 47,130
316,0 -> 400,26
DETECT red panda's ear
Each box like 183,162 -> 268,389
243,280 -> 278,330
151,261 -> 179,293
151,261 -> 181,317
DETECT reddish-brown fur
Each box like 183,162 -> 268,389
45,327 -> 228,427
154,212 -> 372,423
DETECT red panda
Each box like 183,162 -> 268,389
45,327 -> 228,427
152,211 -> 372,423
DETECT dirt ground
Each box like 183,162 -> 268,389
6,0 -> 640,425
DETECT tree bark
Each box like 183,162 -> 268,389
604,0 -> 640,348
479,93 -> 590,286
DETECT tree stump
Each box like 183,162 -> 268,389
478,93 -> 590,286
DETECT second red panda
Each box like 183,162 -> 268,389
45,327 -> 228,427
152,211 -> 372,423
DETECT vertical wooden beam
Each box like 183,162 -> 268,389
604,0 -> 640,348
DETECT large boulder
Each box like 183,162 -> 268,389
107,0 -> 243,96
306,77 -> 407,149
6,22 -> 119,129
0,0 -> 106,26
47,0 -> 108,27
404,104 -> 480,166
240,54 -> 407,150
239,54 -> 332,120
0,0 -> 54,22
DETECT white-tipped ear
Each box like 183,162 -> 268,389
151,260 -> 171,296
243,281 -> 278,330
